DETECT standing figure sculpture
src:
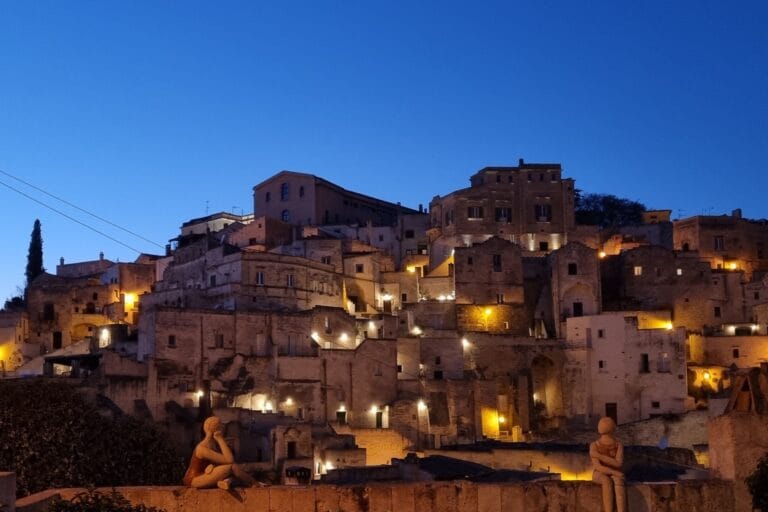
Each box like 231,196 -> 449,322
183,416 -> 256,489
590,417 -> 626,512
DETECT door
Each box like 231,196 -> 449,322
605,403 -> 618,424
573,302 -> 584,317
375,411 -> 383,428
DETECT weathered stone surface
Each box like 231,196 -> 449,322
269,486 -> 293,512
0,472 -> 16,512
314,485 -> 340,512
455,481 -> 478,512
477,483 -> 501,512
337,485 -> 367,512
367,484 -> 392,512
390,483 -> 416,512
290,486 -> 315,512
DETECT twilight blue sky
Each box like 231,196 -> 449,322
0,1 -> 767,299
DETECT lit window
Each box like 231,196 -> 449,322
676,268 -> 683,276
634,266 -> 643,276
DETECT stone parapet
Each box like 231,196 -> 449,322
15,479 -> 734,512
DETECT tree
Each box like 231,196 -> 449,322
747,452 -> 768,511
575,192 -> 647,228
0,380 -> 185,497
25,219 -> 44,288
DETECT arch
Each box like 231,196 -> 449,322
561,283 -> 597,318
281,209 -> 290,222
531,355 -> 563,420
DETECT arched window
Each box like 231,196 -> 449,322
265,192 -> 271,202
281,209 -> 290,222
299,186 -> 305,197
281,183 -> 290,201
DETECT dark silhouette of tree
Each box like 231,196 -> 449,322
25,219 -> 44,289
575,192 -> 647,227
747,452 -> 768,511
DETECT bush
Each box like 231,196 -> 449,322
0,380 -> 185,497
747,452 -> 768,512
48,489 -> 165,512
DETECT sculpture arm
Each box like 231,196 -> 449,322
614,443 -> 624,468
194,444 -> 233,466
213,432 -> 235,464
589,443 -> 618,467
592,457 -> 624,477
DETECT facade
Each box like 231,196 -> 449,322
253,170 -> 420,227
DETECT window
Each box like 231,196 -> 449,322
568,263 -> 578,275
280,183 -> 289,201
496,174 -> 501,183
433,370 -> 444,380
287,441 -> 297,459
598,360 -> 606,370
539,241 -> 549,251
321,256 -> 331,265
404,229 -> 415,239
676,268 -> 683,276
355,263 -> 364,273
467,206 -> 484,219
281,209 -> 290,222
714,306 -> 721,318
397,364 -> 403,373
92,292 -> 98,300
435,356 -> 441,365
265,192 -> 271,202
467,256 -> 474,265
52,331 -> 62,350
508,175 -> 514,183
597,329 -> 605,338
539,173 -> 544,181
374,364 -> 382,376
527,173 -> 532,182
215,334 -> 224,348
210,275 -> 216,286
401,293 -> 408,303
755,292 -> 760,300
651,401 -> 660,409
287,274 -> 295,287
445,210 -> 454,225
573,302 -> 583,317
378,234 -> 384,242
733,348 -> 740,358
492,254 -> 502,272
496,293 -> 504,304
534,204 -> 552,222
495,207 -> 512,223
633,266 -> 643,276
714,236 -> 725,251
657,353 -> 671,373
168,335 -> 176,348
336,410 -> 347,424
640,353 -> 650,373
255,272 -> 265,285
299,186 -> 305,197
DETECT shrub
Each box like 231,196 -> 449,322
47,489 -> 165,512
0,380 -> 185,497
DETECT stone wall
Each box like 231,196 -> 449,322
16,480 -> 735,512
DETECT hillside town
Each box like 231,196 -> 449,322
2,161 -> 768,507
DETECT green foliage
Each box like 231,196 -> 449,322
25,219 -> 44,287
0,380 -> 185,497
575,192 -> 647,227
747,452 -> 768,511
48,489 -> 165,512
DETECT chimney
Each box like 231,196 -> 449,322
60,257 -> 64,266
165,244 -> 172,256
418,204 -> 423,213
99,251 -> 104,261
518,158 -> 524,166
732,208 -> 742,219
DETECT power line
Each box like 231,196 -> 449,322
0,178 -> 144,254
0,168 -> 165,249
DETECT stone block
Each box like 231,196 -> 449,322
455,481 -> 478,512
413,483 -> 436,511
291,486 -> 315,512
367,484 -> 392,512
574,482 -> 602,512
433,482 -> 458,512
269,487 -> 293,512
314,485 -> 340,512
521,483 -> 549,512
541,481 -> 578,512
476,484 -> 501,512
337,485 -> 368,512
390,484 -> 415,512
0,472 -> 15,512
500,484 -> 525,511
241,487 -> 271,512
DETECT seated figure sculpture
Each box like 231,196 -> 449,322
590,416 -> 626,512
183,415 -> 256,489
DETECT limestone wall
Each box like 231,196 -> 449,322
16,480 -> 735,512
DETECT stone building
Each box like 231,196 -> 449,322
253,170 -> 419,227
0,310 -> 31,373
567,312 -> 687,424
673,210 -> 768,278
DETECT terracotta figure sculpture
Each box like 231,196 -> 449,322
590,416 -> 626,512
183,415 -> 256,489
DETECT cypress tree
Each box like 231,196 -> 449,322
25,219 -> 44,287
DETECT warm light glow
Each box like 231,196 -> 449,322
285,397 -> 293,406
598,251 -> 607,259
729,262 -> 738,270
368,321 -> 376,330
265,401 -> 274,412
665,322 -> 673,330
338,404 -> 346,412
311,331 -> 319,341
498,415 -> 506,424
382,292 -> 392,301
407,266 -> 416,273
196,390 -> 204,398
370,405 -> 379,414
324,461 -> 334,471
461,338 -> 470,349
438,295 -> 446,301
417,399 -> 427,411
703,371 -> 711,381
339,332 -> 349,342
411,326 -> 422,335
484,308 -> 492,317
123,292 -> 137,311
